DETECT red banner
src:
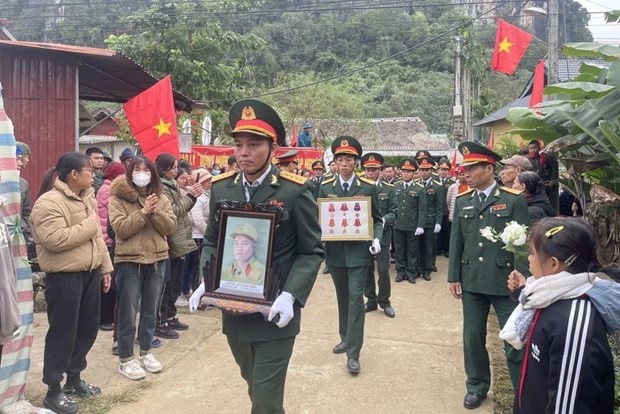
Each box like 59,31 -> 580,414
182,146 -> 324,171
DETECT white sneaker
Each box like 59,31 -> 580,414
139,353 -> 163,373
175,294 -> 189,307
119,359 -> 146,380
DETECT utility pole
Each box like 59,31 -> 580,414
547,0 -> 559,84
452,36 -> 464,144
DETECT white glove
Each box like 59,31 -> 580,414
415,227 -> 424,236
189,282 -> 205,313
434,224 -> 442,233
268,291 -> 295,328
369,238 -> 381,255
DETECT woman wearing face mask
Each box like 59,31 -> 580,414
108,156 -> 176,381
30,152 -> 113,413
501,217 -> 619,414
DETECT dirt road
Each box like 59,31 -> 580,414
26,257 -> 495,413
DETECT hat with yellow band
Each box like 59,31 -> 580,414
458,141 -> 502,167
331,136 -> 362,159
229,99 -> 286,146
361,152 -> 384,168
399,158 -> 418,171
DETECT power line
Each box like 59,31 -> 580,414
203,0 -> 511,104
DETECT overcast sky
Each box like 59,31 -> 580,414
577,0 -> 619,44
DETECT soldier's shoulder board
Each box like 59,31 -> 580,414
382,182 -> 394,187
457,188 -> 475,197
500,186 -> 523,195
321,177 -> 336,186
211,171 -> 237,183
415,182 -> 425,188
280,171 -> 307,185
359,177 -> 375,186
433,180 -> 442,186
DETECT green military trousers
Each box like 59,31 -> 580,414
420,228 -> 437,274
364,247 -> 391,308
393,229 -> 420,279
461,291 -> 523,396
331,266 -> 368,359
227,336 -> 296,414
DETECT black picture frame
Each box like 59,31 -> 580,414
202,201 -> 284,318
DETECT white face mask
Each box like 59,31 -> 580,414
132,172 -> 151,187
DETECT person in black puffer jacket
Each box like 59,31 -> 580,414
513,171 -> 556,223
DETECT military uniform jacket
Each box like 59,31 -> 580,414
375,181 -> 397,247
418,179 -> 444,228
447,184 -> 530,296
318,176 -> 383,268
393,180 -> 427,231
201,166 -> 324,342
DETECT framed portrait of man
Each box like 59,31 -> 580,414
202,201 -> 283,317
317,196 -> 373,241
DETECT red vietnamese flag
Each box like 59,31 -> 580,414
491,19 -> 533,75
123,75 -> 179,160
487,128 -> 495,149
450,148 -> 458,176
529,59 -> 546,111
290,125 -> 298,147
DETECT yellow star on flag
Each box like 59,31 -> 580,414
498,36 -> 513,53
153,118 -> 172,137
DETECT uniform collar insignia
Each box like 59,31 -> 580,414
356,179 -> 361,186
270,174 -> 278,185
494,188 -> 500,197
234,174 -> 241,184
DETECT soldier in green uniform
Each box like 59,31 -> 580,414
360,152 -> 398,318
448,142 -> 530,410
416,154 -> 443,280
437,158 -> 455,257
198,99 -> 324,414
220,223 -> 266,285
275,150 -> 299,174
319,137 -> 383,375
309,160 -> 325,200
392,159 -> 427,283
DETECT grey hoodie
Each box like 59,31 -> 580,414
588,278 -> 620,332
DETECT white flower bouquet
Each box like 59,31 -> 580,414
480,221 -> 529,263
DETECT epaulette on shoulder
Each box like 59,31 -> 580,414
382,182 -> 394,187
501,186 -> 523,195
280,171 -> 307,185
211,171 -> 237,184
359,177 -> 375,185
433,180 -> 442,186
415,181 -> 425,188
322,177 -> 336,186
457,188 -> 475,198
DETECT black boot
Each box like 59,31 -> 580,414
44,385 -> 79,414
64,376 -> 102,397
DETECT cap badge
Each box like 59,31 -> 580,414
341,139 -> 349,147
462,146 -> 470,155
241,106 -> 256,120
369,155 -> 375,161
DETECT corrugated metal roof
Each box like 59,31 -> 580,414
473,95 -> 531,127
0,39 -> 201,111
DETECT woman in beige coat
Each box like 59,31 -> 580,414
31,152 -> 113,414
108,156 -> 176,382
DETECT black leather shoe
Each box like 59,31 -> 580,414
347,358 -> 360,375
365,302 -> 378,312
463,392 -> 486,409
395,274 -> 405,283
322,267 -> 330,274
63,379 -> 101,396
431,266 -> 438,272
332,341 -> 347,354
422,273 -> 431,281
443,252 -> 449,258
407,276 -> 416,284
383,306 -> 395,318
44,392 -> 79,414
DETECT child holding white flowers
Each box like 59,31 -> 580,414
501,217 -> 620,414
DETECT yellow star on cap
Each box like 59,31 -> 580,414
153,118 -> 172,137
498,36 -> 513,53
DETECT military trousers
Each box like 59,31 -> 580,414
227,335 -> 296,414
461,291 -> 523,396
437,215 -> 451,254
419,228 -> 437,273
331,266 -> 367,359
393,229 -> 420,279
364,246 -> 391,308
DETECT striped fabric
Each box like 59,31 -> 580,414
0,84 -> 35,408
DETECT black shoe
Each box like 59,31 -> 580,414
347,358 -> 360,375
407,276 -> 416,284
63,379 -> 101,397
431,266 -> 438,272
44,393 -> 79,414
332,341 -> 347,354
395,274 -> 405,283
364,302 -> 378,313
463,392 -> 486,409
390,258 -> 395,264
444,252 -> 449,258
383,306 -> 395,318
422,273 -> 431,281
322,267 -> 330,275
155,323 -> 180,339
167,317 -> 189,330
99,323 -> 114,331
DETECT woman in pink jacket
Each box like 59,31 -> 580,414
96,162 -> 126,331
